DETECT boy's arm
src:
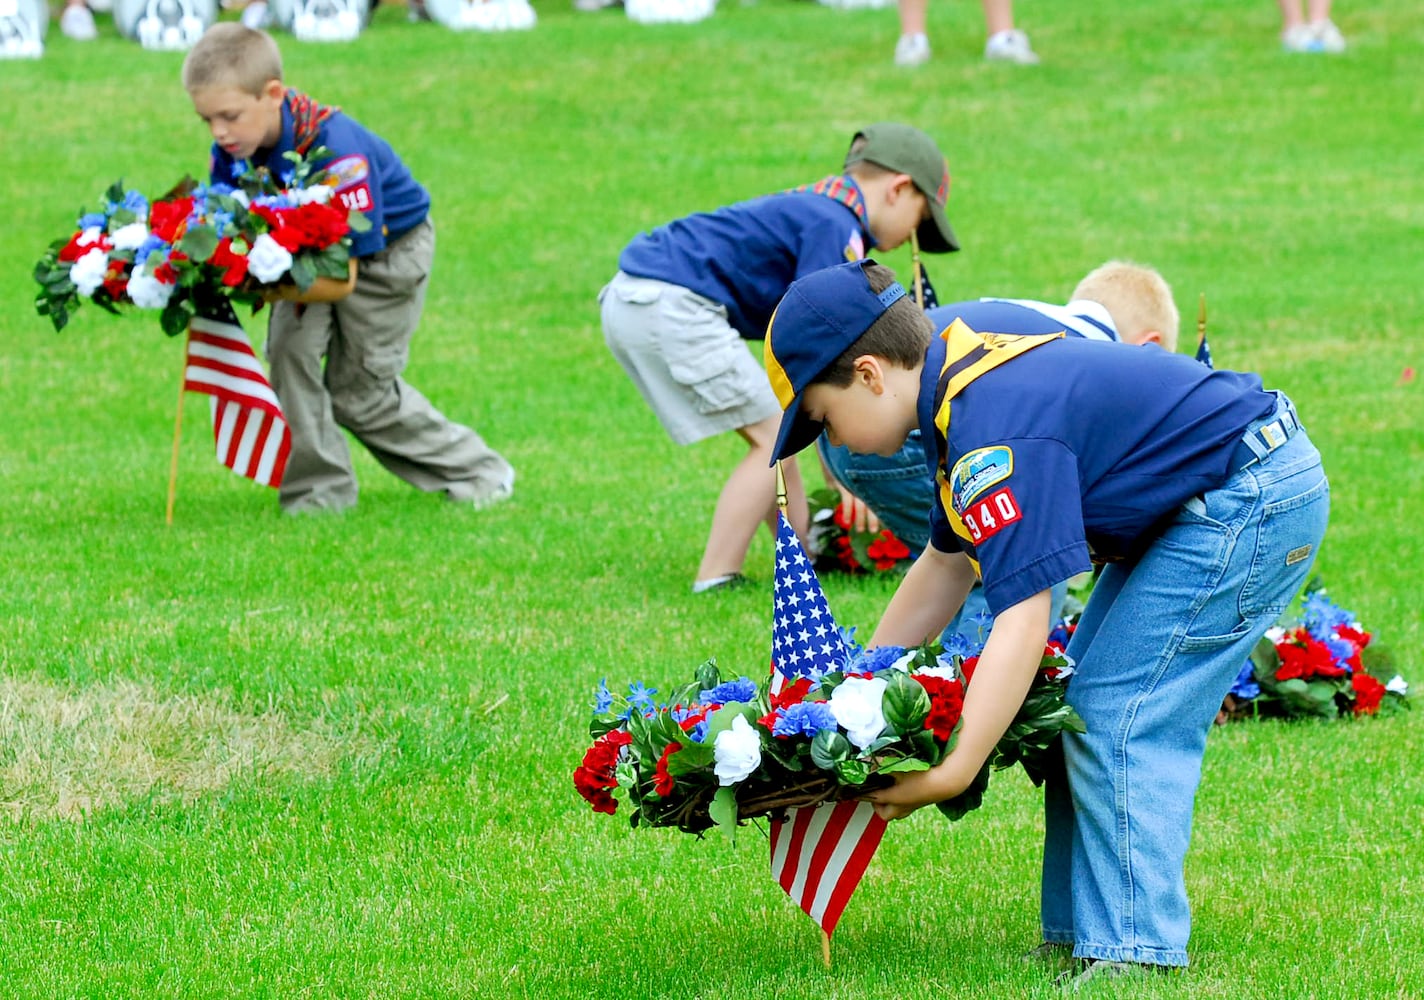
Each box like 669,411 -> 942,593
870,545 -> 978,647
867,588 -> 1053,819
264,259 -> 358,304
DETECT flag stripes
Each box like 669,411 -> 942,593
767,510 -> 886,938
183,311 -> 290,488
770,799 -> 887,937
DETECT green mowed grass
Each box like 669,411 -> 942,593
1,1 -> 1421,996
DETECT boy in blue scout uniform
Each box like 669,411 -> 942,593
764,259 -> 1329,984
182,23 -> 514,514
821,261 -> 1181,636
600,123 -> 957,593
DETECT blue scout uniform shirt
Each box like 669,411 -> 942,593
927,298 -> 1119,342
209,103 -> 430,259
917,323 -> 1277,614
617,180 -> 874,340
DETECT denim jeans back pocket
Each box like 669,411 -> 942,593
1239,464 -> 1330,620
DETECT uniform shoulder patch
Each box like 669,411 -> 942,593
327,154 -> 370,188
949,445 -> 1014,512
844,230 -> 864,262
960,486 -> 1022,545
327,154 -> 373,214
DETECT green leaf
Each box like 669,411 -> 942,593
177,225 -> 220,264
810,730 -> 851,770
881,671 -> 930,735
694,657 -> 721,692
876,755 -> 931,774
709,786 -> 739,843
665,741 -> 714,776
835,758 -> 871,785
160,297 -> 195,338
289,255 -> 318,291
935,762 -> 991,822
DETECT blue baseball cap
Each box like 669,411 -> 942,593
763,259 -> 908,464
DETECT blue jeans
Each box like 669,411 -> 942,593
819,434 -> 934,554
1042,413 -> 1329,965
819,434 -> 1067,639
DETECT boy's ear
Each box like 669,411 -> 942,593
853,355 -> 887,392
262,79 -> 286,102
1135,330 -> 1164,347
888,173 -> 917,202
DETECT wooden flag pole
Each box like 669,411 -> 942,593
775,459 -> 788,514
1197,292 -> 1207,349
821,929 -> 832,968
165,332 -> 189,525
910,230 -> 925,309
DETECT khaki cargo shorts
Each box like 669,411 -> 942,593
600,271 -> 780,445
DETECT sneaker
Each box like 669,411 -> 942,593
1,0 -> 46,58
984,28 -> 1039,64
691,572 -> 753,595
1281,23 -> 1323,51
448,470 -> 515,510
60,3 -> 97,40
1060,959 -> 1163,993
1022,942 -> 1077,972
572,0 -> 620,9
240,0 -> 271,28
893,32 -> 930,68
1311,18 -> 1346,53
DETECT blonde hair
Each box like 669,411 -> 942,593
182,22 -> 283,97
1071,261 -> 1180,352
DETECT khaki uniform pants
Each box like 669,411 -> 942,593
265,219 -> 512,511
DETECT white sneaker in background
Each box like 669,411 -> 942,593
572,0 -> 619,9
240,0 -> 270,26
893,32 -> 930,67
1281,23 -> 1321,52
60,3 -> 97,39
0,0 -> 46,58
984,28 -> 1038,64
426,0 -> 536,30
625,0 -> 713,23
817,0 -> 893,9
1311,18 -> 1346,53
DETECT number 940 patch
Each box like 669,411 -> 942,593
960,486 -> 1022,544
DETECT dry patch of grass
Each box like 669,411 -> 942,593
0,676 -> 368,822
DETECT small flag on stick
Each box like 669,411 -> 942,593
1194,293 -> 1213,369
183,303 -> 290,488
766,503 -> 887,951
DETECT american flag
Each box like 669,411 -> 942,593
767,511 -> 887,938
183,304 -> 290,488
1195,327 -> 1213,369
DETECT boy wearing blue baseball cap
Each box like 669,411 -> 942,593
764,258 -> 1329,985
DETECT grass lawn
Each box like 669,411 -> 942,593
1,1 -> 1421,996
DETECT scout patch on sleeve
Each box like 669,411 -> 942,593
328,154 -> 373,214
961,486 -> 1022,545
844,230 -> 865,262
949,445 -> 1014,512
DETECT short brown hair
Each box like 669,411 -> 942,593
182,22 -> 283,96
1071,260 -> 1180,352
814,262 -> 933,387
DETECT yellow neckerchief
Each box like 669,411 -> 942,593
931,318 -> 1063,574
